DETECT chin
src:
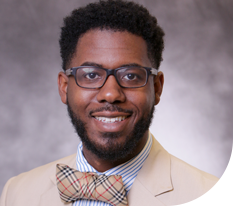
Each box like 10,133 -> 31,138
83,135 -> 137,161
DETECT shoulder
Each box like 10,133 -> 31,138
0,154 -> 76,206
150,134 -> 219,189
146,135 -> 219,205
170,154 -> 219,190
158,153 -> 219,205
8,153 -> 76,186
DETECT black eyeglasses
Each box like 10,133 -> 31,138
65,65 -> 158,89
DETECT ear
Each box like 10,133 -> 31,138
58,71 -> 69,104
154,71 -> 164,105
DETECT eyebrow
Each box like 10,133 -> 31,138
80,62 -> 103,67
80,62 -> 143,69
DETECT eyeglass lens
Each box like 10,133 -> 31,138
76,66 -> 147,88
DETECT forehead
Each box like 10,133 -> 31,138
70,29 -> 151,68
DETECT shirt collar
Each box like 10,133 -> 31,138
76,132 -> 152,192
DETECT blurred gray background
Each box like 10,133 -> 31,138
0,0 -> 232,193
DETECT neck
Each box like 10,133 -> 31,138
82,132 -> 149,172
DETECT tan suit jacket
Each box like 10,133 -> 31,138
0,135 -> 218,206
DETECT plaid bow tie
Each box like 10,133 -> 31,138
56,164 -> 128,206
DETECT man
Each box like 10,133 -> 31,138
0,0 -> 218,206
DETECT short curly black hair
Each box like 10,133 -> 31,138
59,0 -> 165,71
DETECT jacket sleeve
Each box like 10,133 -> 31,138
0,177 -> 15,206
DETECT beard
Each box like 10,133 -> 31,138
67,100 -> 155,161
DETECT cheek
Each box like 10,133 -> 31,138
127,89 -> 154,116
67,81 -> 96,111
146,78 -> 156,105
140,85 -> 156,113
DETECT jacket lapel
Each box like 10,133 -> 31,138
127,134 -> 173,206
39,154 -> 77,206
127,178 -> 167,206
39,184 -> 69,206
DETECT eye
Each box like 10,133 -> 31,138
85,73 -> 99,80
123,73 -> 137,80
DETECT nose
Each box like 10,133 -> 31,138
96,75 -> 126,103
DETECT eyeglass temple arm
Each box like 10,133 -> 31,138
65,68 -> 72,76
150,68 -> 158,76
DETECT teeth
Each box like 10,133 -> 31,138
95,116 -> 127,123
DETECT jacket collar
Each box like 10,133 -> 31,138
127,133 -> 173,206
40,154 -> 76,206
49,154 -> 77,185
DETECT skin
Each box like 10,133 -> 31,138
58,29 -> 164,172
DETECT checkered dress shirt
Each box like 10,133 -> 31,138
73,133 -> 152,206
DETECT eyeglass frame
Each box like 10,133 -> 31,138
65,65 -> 158,89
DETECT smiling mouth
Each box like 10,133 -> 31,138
94,116 -> 128,123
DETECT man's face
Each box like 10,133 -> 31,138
58,29 -> 163,161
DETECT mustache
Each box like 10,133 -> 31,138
89,104 -> 133,116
